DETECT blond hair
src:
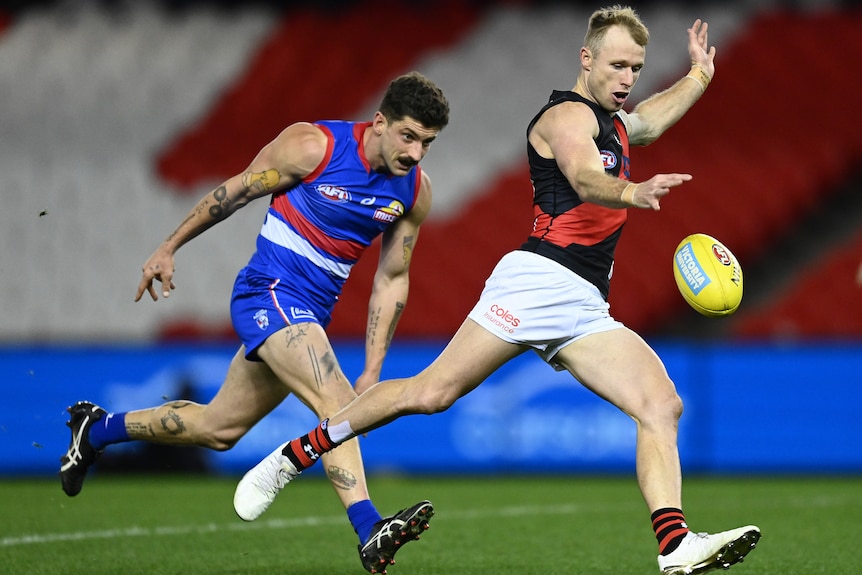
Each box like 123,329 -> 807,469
584,5 -> 649,55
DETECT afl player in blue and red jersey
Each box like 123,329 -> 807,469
61,72 -> 449,573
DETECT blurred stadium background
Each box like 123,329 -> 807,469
1,0 -> 860,479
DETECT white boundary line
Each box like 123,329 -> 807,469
5,492 -> 850,548
1,503 -> 592,548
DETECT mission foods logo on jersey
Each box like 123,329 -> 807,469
373,200 -> 405,223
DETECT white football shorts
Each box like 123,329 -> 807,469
467,250 -> 624,369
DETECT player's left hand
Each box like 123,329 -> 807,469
688,19 -> 716,80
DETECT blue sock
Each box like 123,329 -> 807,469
88,412 -> 130,451
347,499 -> 382,544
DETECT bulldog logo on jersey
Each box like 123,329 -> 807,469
373,200 -> 405,223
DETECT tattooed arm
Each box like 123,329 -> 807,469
135,123 -> 328,302
353,170 -> 433,395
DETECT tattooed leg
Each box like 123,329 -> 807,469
327,464 -> 359,491
124,400 -> 202,445
253,323 -> 374,512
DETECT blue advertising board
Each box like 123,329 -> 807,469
2,340 -> 861,477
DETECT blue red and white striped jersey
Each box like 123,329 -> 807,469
245,119 -> 422,308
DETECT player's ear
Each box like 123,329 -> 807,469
372,111 -> 387,136
580,47 -> 592,70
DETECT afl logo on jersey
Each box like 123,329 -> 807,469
600,150 -> 617,169
318,184 -> 352,203
373,200 -> 405,223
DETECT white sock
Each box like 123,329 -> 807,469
326,419 -> 355,443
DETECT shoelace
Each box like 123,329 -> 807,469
252,457 -> 296,497
60,415 -> 91,470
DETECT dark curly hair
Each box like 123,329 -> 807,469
378,72 -> 449,131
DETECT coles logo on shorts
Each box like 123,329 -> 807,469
483,303 -> 520,334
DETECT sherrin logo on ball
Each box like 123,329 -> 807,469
672,233 -> 743,317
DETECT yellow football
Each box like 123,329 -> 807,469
672,233 -> 743,317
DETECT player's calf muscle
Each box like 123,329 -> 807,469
127,401 -> 244,449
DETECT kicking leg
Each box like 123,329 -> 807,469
235,320 -> 523,574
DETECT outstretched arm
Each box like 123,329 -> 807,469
532,100 -> 692,212
626,19 -> 716,146
353,171 -> 432,395
135,122 -> 327,302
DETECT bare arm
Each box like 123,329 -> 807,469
626,19 -> 716,146
134,122 -> 328,302
353,171 -> 432,395
530,101 -> 692,212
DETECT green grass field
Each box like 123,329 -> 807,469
2,474 -> 859,574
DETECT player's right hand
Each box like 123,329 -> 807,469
135,245 -> 176,302
634,173 -> 693,211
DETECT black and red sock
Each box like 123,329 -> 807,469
652,507 -> 690,555
282,419 -> 336,471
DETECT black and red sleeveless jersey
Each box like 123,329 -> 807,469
519,90 -> 630,300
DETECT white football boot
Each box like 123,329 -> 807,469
233,442 -> 300,521
657,525 -> 761,574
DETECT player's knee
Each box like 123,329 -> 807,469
206,434 -> 239,451
673,391 -> 684,417
664,390 -> 684,422
202,426 -> 245,451
409,382 -> 458,415
631,381 -> 683,428
648,386 -> 683,425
